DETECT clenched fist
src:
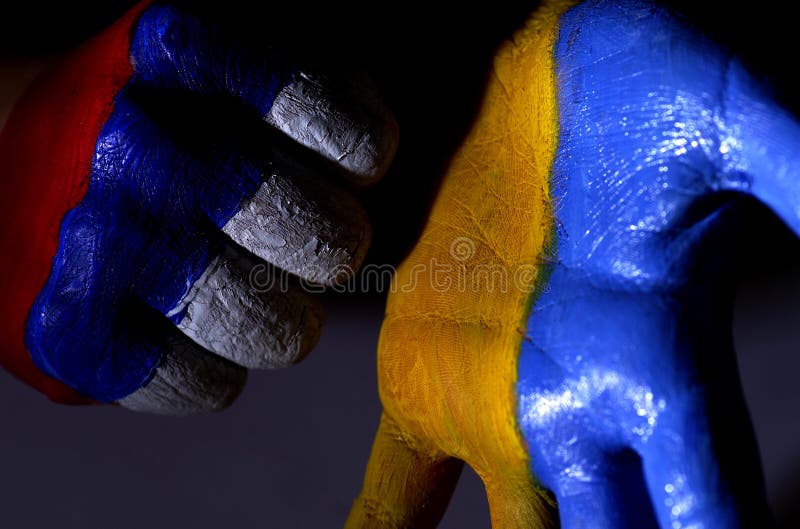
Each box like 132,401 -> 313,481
0,1 -> 397,413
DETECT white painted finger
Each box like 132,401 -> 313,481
223,160 -> 371,285
168,251 -> 323,369
266,69 -> 399,184
119,334 -> 246,416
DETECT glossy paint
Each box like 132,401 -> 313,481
0,1 -> 153,403
352,0 -> 796,527
520,1 -> 794,527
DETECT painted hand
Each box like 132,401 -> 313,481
348,1 -> 796,528
0,2 -> 398,413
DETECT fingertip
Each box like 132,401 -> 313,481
172,253 -> 326,369
265,69 -> 399,185
222,168 -> 373,285
118,335 -> 247,416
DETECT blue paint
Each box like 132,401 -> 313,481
517,1 -> 798,527
25,4 -> 289,402
131,4 -> 290,116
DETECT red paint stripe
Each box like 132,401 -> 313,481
0,1 -> 154,404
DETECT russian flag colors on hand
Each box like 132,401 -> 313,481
0,1 -> 398,412
349,1 -> 797,528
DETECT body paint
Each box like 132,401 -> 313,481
266,70 -> 399,183
347,2 -> 575,526
2,1 -> 396,404
351,0 -> 795,527
2,1 -> 292,402
0,1 -> 154,403
519,1 -> 787,526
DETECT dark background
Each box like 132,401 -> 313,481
1,268 -> 799,529
1,2 -> 799,527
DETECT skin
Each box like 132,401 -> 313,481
348,1 -> 796,527
0,2 -> 398,413
347,2 -> 571,527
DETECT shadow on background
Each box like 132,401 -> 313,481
774,464 -> 800,529
734,215 -> 800,528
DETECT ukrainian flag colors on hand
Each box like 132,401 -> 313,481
349,1 -> 794,527
0,1 -> 397,412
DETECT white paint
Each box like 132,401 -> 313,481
265,70 -> 399,183
174,253 -> 322,369
222,169 -> 371,285
121,249 -> 326,415
119,334 -> 246,416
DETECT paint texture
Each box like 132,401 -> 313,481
346,2 -> 575,527
352,0 -> 796,527
520,1 -> 786,527
19,3 -> 289,402
0,1 -> 154,403
1,1 -> 395,406
266,71 -> 399,183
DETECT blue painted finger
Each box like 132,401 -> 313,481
131,4 -> 290,118
547,449 -> 659,529
132,4 -> 398,183
26,200 -> 195,402
639,415 -> 740,529
718,59 -> 800,240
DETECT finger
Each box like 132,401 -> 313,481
719,58 -> 800,240
120,190 -> 326,371
638,418 -> 744,529
221,152 -> 372,285
25,203 -> 246,408
130,4 -> 398,183
99,95 -> 330,369
169,249 -> 323,369
107,92 -> 370,286
266,69 -> 399,184
547,449 -> 660,529
346,413 -> 464,529
119,331 -> 246,416
25,203 -> 170,402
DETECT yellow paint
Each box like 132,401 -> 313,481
346,2 -> 577,528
